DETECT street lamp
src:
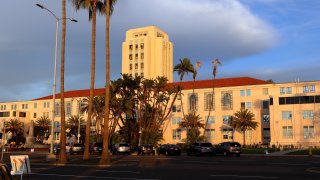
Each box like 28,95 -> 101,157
36,3 -> 77,159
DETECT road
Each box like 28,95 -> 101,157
3,153 -> 320,180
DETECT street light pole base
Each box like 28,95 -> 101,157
46,153 -> 56,161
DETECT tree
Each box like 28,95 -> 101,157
5,119 -> 24,145
101,0 -> 117,165
179,112 -> 205,144
70,0 -> 105,160
59,0 -> 67,164
67,115 -> 85,142
34,116 -> 51,142
229,108 -> 258,146
191,61 -> 201,112
173,58 -> 195,116
204,59 -> 221,135
80,96 -> 105,142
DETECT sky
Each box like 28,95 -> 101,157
1,0 -> 320,102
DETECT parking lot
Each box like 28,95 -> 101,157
2,151 -> 320,180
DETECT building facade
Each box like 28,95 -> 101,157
121,26 -> 173,82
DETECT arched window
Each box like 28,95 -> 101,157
204,93 -> 214,110
189,93 -> 198,112
221,91 -> 233,110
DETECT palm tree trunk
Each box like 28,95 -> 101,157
243,129 -> 246,147
100,0 -> 111,165
83,2 -> 97,160
59,0 -> 67,164
203,78 -> 215,136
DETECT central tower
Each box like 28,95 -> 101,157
122,26 -> 173,82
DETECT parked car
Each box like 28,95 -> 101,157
112,143 -> 130,155
137,144 -> 156,155
90,142 -> 103,155
158,144 -> 181,156
187,142 -> 214,156
52,144 -> 61,154
70,143 -> 84,154
214,142 -> 241,157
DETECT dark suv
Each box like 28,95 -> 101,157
187,142 -> 214,156
137,144 -> 156,155
214,142 -> 241,157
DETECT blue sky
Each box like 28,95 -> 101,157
1,0 -> 320,102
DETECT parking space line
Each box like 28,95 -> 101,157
209,174 -> 278,179
96,170 -> 140,174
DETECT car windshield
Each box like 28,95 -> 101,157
201,143 -> 212,147
230,142 -> 241,147
119,144 -> 129,147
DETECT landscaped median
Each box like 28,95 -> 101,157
285,148 -> 320,156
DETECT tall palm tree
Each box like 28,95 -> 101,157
173,58 -> 194,116
204,59 -> 221,135
70,0 -> 105,161
59,0 -> 67,164
101,0 -> 117,165
191,61 -> 201,112
229,108 -> 258,146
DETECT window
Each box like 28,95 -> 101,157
205,116 -> 215,124
246,129 -> 252,140
19,112 -> 26,117
129,45 -> 133,50
240,90 -> 245,97
303,86 -> 309,93
141,63 -> 144,69
44,102 -> 50,108
205,129 -> 215,140
135,54 -> 138,59
172,105 -> 181,112
223,116 -> 231,125
263,128 -> 270,139
11,104 -> 17,110
223,129 -> 233,140
262,88 -> 268,95
135,63 -> 138,70
129,54 -> 132,60
129,64 -> 132,70
22,104 -> 28,109
33,113 -> 37,119
54,121 -> 60,128
282,111 -> 292,120
303,110 -> 314,119
286,87 -> 292,94
140,43 -> 144,49
246,102 -> 252,109
310,85 -> 315,92
303,126 -> 314,139
189,93 -> 198,112
172,117 -> 181,125
280,87 -> 285,94
55,103 -> 60,116
66,102 -> 72,116
135,44 -> 138,50
172,129 -> 181,140
282,126 -> 293,139
263,115 -> 270,122
221,91 -> 232,110
246,89 -> 251,96
204,93 -> 214,111
141,53 -> 144,59
241,102 -> 245,109
34,103 -> 37,109
13,111 -> 16,117
262,101 -> 269,109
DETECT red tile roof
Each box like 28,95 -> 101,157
169,76 -> 271,90
34,77 -> 271,100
